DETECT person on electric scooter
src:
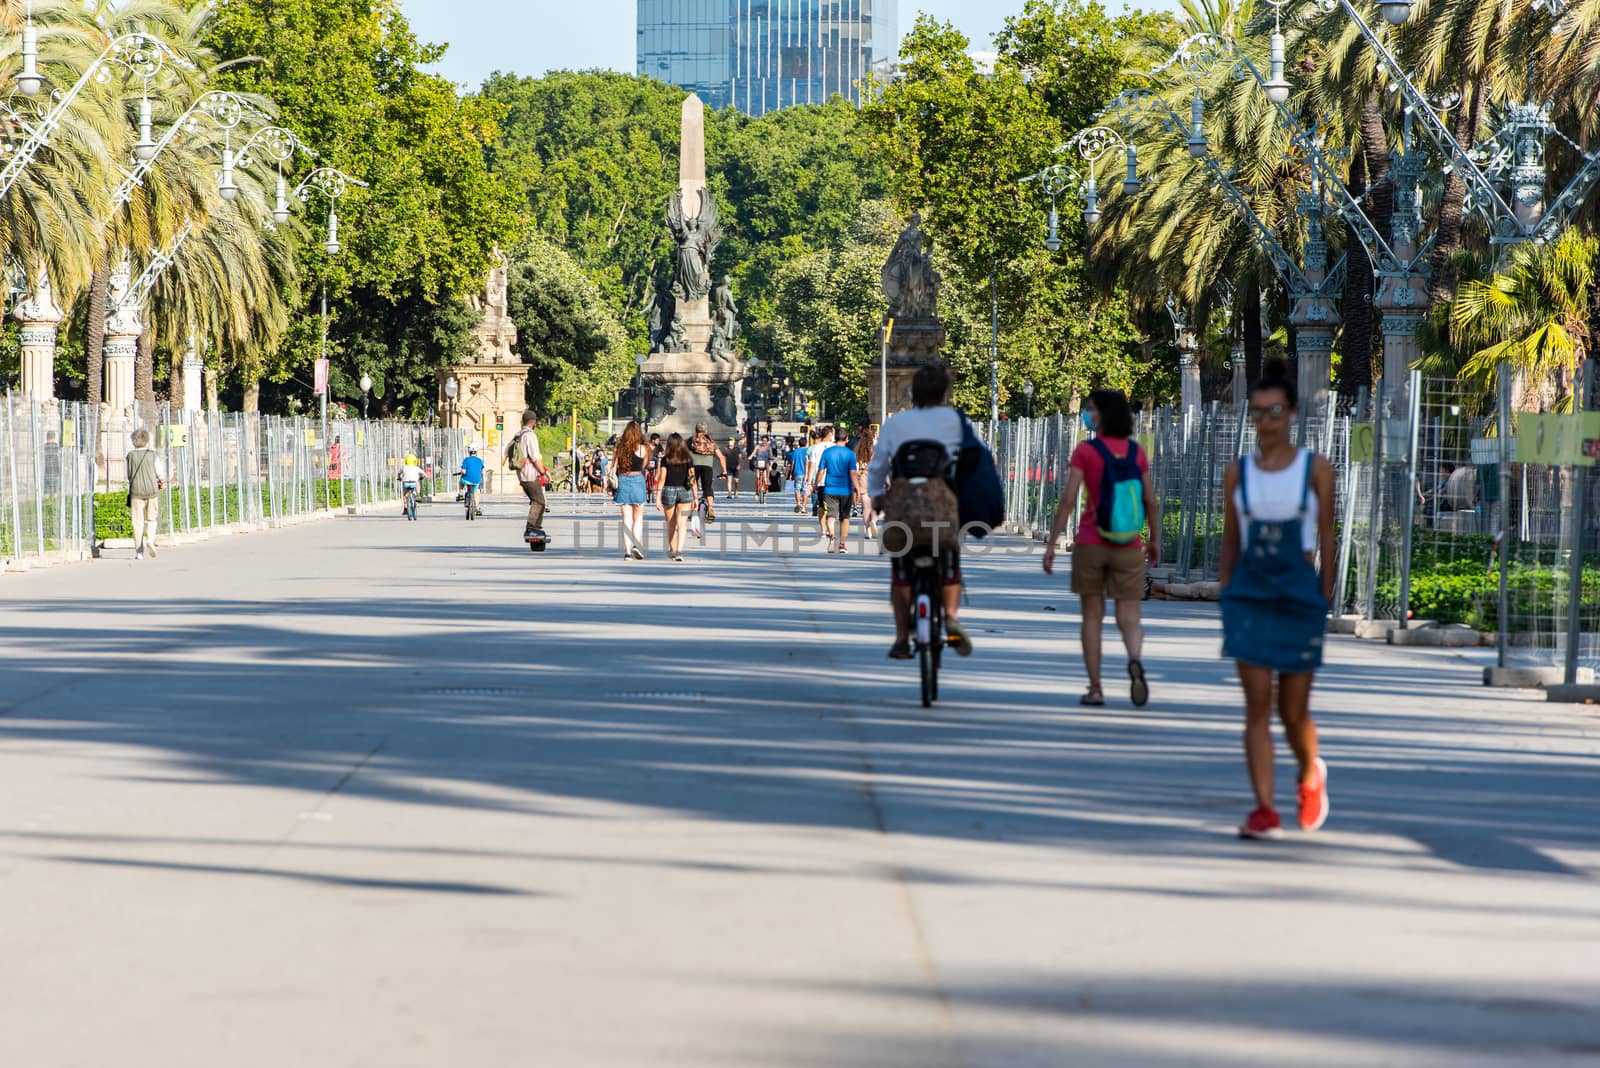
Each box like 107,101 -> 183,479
508,411 -> 551,541
455,444 -> 486,516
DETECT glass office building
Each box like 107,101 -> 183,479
637,0 -> 897,116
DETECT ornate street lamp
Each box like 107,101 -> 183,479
1023,379 -> 1035,419
0,26 -> 186,201
359,373 -> 372,419
444,375 -> 459,429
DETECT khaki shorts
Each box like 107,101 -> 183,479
1071,542 -> 1146,601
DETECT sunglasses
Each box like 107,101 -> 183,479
1248,403 -> 1290,420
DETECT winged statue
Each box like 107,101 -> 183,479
667,187 -> 721,302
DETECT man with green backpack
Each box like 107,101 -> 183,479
1041,389 -> 1160,708
506,410 -> 552,541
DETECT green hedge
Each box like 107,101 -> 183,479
1380,553 -> 1600,629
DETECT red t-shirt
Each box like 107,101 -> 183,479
1070,436 -> 1149,547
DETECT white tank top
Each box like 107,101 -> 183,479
1233,449 -> 1319,552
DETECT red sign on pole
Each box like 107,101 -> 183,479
314,358 -> 329,397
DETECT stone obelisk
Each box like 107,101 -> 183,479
638,94 -> 746,440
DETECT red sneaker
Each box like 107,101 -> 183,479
1299,758 -> 1329,831
1238,805 -> 1282,840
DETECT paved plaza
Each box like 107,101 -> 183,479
0,496 -> 1597,1067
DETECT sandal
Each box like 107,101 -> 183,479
1079,687 -> 1105,707
1128,660 -> 1149,708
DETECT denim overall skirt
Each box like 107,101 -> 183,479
1220,452 -> 1328,673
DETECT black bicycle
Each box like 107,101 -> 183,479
463,483 -> 478,520
404,485 -> 418,521
909,554 -> 944,707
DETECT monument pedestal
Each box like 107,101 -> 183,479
639,353 -> 746,440
866,316 -> 946,421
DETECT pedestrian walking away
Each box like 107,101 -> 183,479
723,437 -> 742,497
853,423 -> 878,539
611,420 -> 651,559
657,433 -> 696,562
689,424 -> 719,522
1220,358 -> 1336,840
508,410 -> 552,540
819,430 -> 859,553
787,435 -> 808,513
1041,388 -> 1159,708
867,363 -> 973,659
648,433 -> 664,506
805,426 -> 832,534
126,428 -> 166,560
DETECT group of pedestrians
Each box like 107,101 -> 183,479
373,357 -> 1337,842
1039,359 -> 1334,841
607,420 -> 737,562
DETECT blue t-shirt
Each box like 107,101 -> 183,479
820,444 -> 858,496
788,447 -> 808,477
459,455 -> 486,485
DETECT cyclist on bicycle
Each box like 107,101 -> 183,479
751,437 -> 774,502
867,363 -> 971,660
455,444 -> 486,516
397,453 -> 423,516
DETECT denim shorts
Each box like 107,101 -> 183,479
613,473 -> 648,506
660,486 -> 695,508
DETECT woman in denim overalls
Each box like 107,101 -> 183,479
1219,361 -> 1336,840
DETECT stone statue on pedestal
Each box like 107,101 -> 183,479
708,276 -> 738,363
637,93 -> 745,441
667,188 -> 720,302
882,212 -> 940,320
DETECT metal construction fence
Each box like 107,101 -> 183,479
0,392 -> 469,565
989,370 -> 1600,681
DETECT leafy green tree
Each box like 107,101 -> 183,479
479,70 -> 682,327
202,0 -> 518,409
861,9 -> 1162,409
710,100 -> 890,362
506,237 -> 634,420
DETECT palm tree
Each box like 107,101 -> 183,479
1451,230 -> 1597,412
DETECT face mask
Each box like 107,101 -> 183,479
1080,410 -> 1096,432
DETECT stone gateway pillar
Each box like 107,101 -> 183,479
182,336 -> 203,415
103,257 -> 141,416
14,268 -> 63,401
440,250 -> 530,493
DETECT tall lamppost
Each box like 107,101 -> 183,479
444,375 -> 459,430
1023,379 -> 1034,420
359,373 -> 372,419
291,167 -> 364,461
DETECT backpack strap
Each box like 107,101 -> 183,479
1297,448 -> 1315,515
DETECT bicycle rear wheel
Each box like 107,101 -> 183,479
919,642 -> 934,707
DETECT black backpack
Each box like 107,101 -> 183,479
891,439 -> 954,482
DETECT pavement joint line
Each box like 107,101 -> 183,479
781,546 -> 966,1060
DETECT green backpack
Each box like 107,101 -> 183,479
1089,438 -> 1146,545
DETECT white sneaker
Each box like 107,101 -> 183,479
145,541 -> 157,558
134,550 -> 144,560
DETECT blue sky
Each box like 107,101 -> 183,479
403,0 -> 1167,91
